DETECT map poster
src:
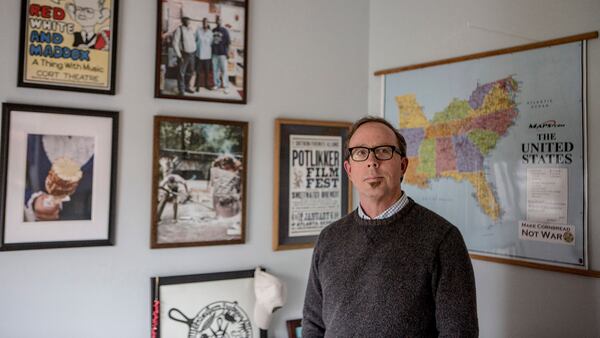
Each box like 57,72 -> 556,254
18,0 -> 119,94
383,41 -> 587,268
273,119 -> 351,250
288,135 -> 343,237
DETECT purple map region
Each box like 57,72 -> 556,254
468,82 -> 494,110
466,108 -> 518,135
435,137 -> 457,173
400,128 -> 425,157
452,135 -> 484,172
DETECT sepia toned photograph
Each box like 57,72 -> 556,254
155,0 -> 248,103
0,103 -> 118,251
151,116 -> 247,248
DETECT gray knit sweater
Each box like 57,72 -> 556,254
302,198 -> 478,337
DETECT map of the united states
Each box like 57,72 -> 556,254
397,76 -> 519,221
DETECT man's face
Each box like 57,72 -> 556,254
216,17 -> 221,26
343,122 -> 408,203
182,17 -> 190,27
72,0 -> 102,27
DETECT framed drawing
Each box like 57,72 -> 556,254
376,32 -> 600,276
18,0 -> 120,94
273,119 -> 352,251
0,103 -> 118,251
151,116 -> 248,248
155,0 -> 249,104
286,319 -> 302,338
151,269 -> 267,338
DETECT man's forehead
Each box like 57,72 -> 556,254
349,122 -> 397,144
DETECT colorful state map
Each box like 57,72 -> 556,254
397,76 -> 519,221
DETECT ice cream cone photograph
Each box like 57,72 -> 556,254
151,116 -> 247,248
0,103 -> 118,251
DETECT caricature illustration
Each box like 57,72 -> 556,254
66,0 -> 111,50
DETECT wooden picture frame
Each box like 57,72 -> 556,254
151,115 -> 248,248
154,0 -> 249,104
151,269 -> 267,338
273,119 -> 352,251
375,31 -> 600,277
18,0 -> 120,94
0,103 -> 119,250
286,319 -> 302,338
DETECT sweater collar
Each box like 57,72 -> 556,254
352,198 -> 415,227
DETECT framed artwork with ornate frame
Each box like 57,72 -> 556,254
155,0 -> 249,104
273,119 -> 352,251
151,269 -> 267,338
0,103 -> 118,251
18,0 -> 120,94
151,115 -> 248,248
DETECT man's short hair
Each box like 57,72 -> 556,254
345,115 -> 407,160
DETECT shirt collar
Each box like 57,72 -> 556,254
358,192 -> 409,220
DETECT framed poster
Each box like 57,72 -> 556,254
273,119 -> 352,251
376,32 -> 598,275
155,0 -> 249,104
0,103 -> 118,250
18,0 -> 120,94
151,116 -> 248,248
151,269 -> 267,338
286,319 -> 302,338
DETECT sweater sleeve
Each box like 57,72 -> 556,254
433,226 -> 479,337
302,245 -> 326,337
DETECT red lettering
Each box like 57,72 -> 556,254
53,7 -> 65,20
41,5 -> 51,18
28,4 -> 65,20
28,4 -> 41,17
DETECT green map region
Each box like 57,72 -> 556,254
397,76 -> 519,221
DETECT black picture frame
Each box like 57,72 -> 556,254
151,269 -> 267,338
0,103 -> 119,251
273,119 -> 352,250
17,0 -> 120,95
154,0 -> 249,104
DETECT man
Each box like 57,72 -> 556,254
157,174 -> 189,222
302,116 -> 478,337
172,16 -> 196,95
194,18 -> 213,91
66,0 -> 111,50
211,15 -> 231,94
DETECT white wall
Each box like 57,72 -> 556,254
0,0 -> 369,337
368,0 -> 600,337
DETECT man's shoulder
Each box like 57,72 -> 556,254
316,211 -> 356,241
407,199 -> 456,233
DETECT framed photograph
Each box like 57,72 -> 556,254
273,119 -> 352,251
18,0 -> 120,94
286,319 -> 302,338
151,269 -> 267,338
151,116 -> 248,248
0,103 -> 118,251
155,0 -> 249,104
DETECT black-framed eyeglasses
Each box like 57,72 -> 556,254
348,145 -> 404,162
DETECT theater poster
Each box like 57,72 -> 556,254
18,0 -> 119,94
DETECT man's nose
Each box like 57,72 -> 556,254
366,151 -> 380,168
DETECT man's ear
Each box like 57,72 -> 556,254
343,160 -> 352,178
65,3 -> 76,20
400,157 -> 409,174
